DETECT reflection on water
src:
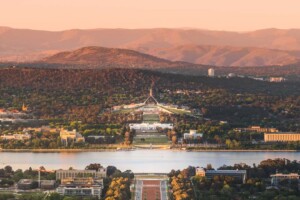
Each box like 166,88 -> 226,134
1,150 -> 299,173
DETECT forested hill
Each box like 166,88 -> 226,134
40,46 -> 195,69
0,67 -> 299,95
1,68 -> 300,128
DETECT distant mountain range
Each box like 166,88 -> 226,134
139,45 -> 300,67
1,27 -> 300,67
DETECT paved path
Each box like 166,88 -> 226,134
135,179 -> 168,200
160,180 -> 168,200
135,180 -> 143,200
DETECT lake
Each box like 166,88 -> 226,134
0,150 -> 299,173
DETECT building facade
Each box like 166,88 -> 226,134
56,177 -> 103,198
271,173 -> 299,186
56,169 -> 106,180
269,77 -> 285,82
235,126 -> 279,133
129,122 -> 173,130
201,170 -> 247,183
0,133 -> 31,141
264,132 -> 300,142
60,129 -> 85,145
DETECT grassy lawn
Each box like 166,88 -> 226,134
142,114 -> 160,123
133,136 -> 170,144
160,106 -> 191,115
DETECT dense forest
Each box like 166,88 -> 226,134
0,67 -> 300,131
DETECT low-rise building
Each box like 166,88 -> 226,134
17,179 -> 38,190
60,129 -> 85,145
235,126 -> 279,133
0,133 -> 31,141
56,177 -> 103,198
129,122 -> 173,131
271,173 -> 299,186
195,169 -> 247,183
56,169 -> 106,180
183,130 -> 203,140
269,77 -> 285,82
264,132 -> 300,142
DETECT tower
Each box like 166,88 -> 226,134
208,68 -> 215,77
149,88 -> 153,97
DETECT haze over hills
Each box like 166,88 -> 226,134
1,27 -> 300,67
140,45 -> 300,67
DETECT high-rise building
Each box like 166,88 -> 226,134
208,68 -> 215,77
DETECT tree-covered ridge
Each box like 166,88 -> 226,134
0,68 -> 300,129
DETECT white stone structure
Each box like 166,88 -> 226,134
129,122 -> 173,130
183,130 -> 203,140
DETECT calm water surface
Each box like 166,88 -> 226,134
0,150 -> 299,173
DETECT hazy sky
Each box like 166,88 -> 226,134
1,0 -> 300,31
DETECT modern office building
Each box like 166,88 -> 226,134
264,132 -> 300,142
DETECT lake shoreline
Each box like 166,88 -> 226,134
0,148 -> 299,153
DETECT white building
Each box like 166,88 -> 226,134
208,68 -> 215,77
129,122 -> 173,131
183,130 -> 203,140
